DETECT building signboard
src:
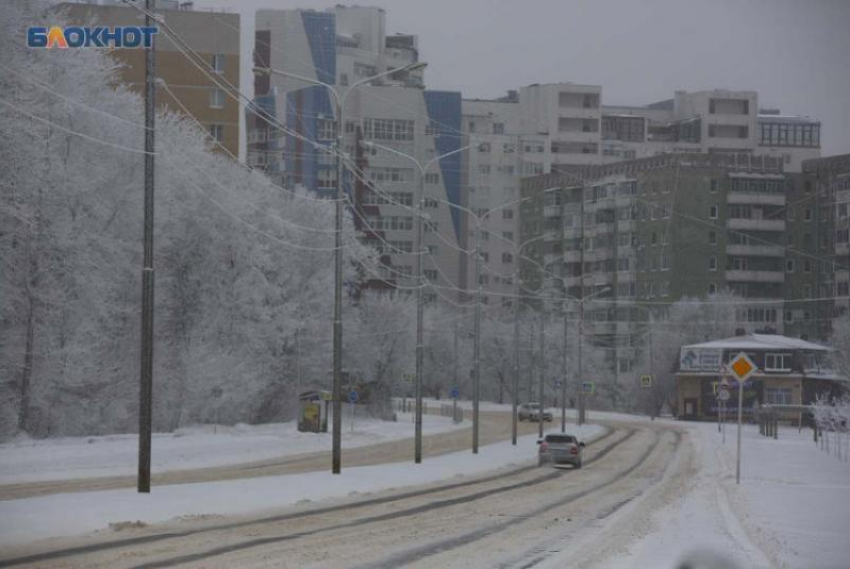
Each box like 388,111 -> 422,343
679,347 -> 723,372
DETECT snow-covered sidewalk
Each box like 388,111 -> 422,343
0,423 -> 604,547
585,421 -> 850,569
0,411 -> 462,485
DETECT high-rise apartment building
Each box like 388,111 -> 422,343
462,85 -> 822,314
248,7 -> 464,301
518,152 -> 835,393
802,154 -> 850,318
60,0 -> 241,157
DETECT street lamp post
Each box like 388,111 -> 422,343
253,61 -> 426,474
364,141 -> 470,463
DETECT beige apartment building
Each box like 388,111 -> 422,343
60,0 -> 240,157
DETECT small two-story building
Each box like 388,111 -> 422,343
676,333 -> 846,423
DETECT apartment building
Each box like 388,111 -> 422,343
461,85 -> 823,316
247,7 -> 464,302
518,152 -> 834,392
602,90 -> 821,173
60,0 -> 241,157
247,6 -> 425,188
802,154 -> 850,318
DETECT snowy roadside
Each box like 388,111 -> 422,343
0,411 -> 462,485
577,421 -> 850,569
0,423 -> 605,547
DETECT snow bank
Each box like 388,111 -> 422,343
583,422 -> 850,569
0,411 -> 461,484
0,423 -> 604,547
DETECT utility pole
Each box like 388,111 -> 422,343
561,300 -> 568,433
577,193 -> 585,426
538,314 -> 545,440
512,277 -> 520,445
137,0 -> 156,494
529,323 -> 535,403
472,223 -> 482,454
331,96 -> 344,476
578,296 -> 585,426
414,158 -> 425,464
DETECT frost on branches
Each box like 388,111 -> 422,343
0,1 -> 374,439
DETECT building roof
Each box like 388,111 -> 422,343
682,333 -> 831,352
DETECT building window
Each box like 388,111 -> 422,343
423,197 -> 438,208
765,353 -> 792,372
211,53 -> 225,73
425,173 -> 440,184
804,259 -> 812,273
208,123 -> 224,142
710,179 -> 718,193
709,256 -> 717,271
709,231 -> 717,245
423,269 -> 438,282
708,283 -> 717,295
765,387 -> 793,405
502,209 -> 514,220
427,245 -> 438,255
502,252 -> 513,263
364,118 -> 415,141
786,259 -> 795,273
803,284 -> 812,298
709,205 -> 718,219
804,208 -> 813,221
210,88 -> 225,109
493,122 -> 505,134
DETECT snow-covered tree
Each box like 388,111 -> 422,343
0,0 -> 375,439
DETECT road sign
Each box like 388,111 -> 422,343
450,386 -> 460,399
639,375 -> 653,388
348,390 -> 358,404
729,352 -> 757,382
580,381 -> 595,394
728,351 -> 756,486
717,389 -> 731,402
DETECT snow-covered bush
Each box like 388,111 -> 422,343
811,394 -> 850,462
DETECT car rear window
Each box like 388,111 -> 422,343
545,435 -> 575,443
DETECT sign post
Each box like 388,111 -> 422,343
729,352 -> 756,485
348,389 -> 358,433
450,386 -> 460,423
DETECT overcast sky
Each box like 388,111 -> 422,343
196,0 -> 850,156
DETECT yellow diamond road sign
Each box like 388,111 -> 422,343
729,352 -> 756,382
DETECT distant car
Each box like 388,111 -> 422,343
518,402 -> 553,422
538,434 -> 585,468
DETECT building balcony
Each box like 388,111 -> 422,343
727,193 -> 785,206
725,270 -> 785,283
726,244 -> 785,257
543,205 -> 561,217
727,218 -> 786,232
543,252 -> 562,265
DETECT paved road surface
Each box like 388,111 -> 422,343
0,419 -> 690,568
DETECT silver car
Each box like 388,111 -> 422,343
538,434 -> 585,468
518,402 -> 553,422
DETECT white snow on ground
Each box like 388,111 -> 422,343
0,423 -> 605,547
0,411 -> 461,484
583,422 -> 850,569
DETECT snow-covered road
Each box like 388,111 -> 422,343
2,413 -> 848,568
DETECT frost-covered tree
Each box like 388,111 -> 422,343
634,290 -> 743,416
0,0 -> 375,438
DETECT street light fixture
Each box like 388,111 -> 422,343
252,60 -> 426,474
363,139 -> 470,464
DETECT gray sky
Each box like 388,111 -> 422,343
196,0 -> 850,156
